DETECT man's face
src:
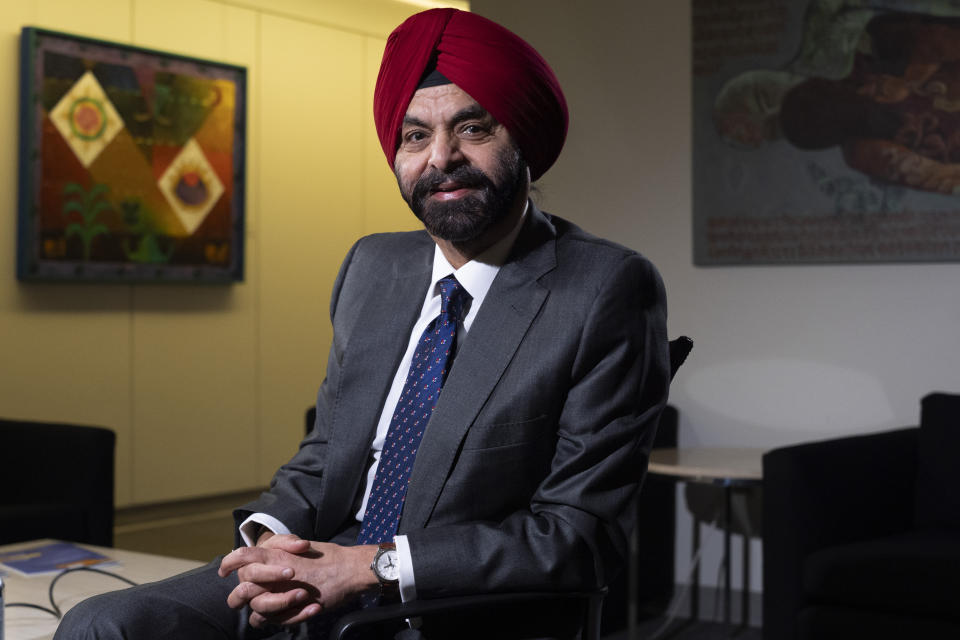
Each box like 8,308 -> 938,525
394,83 -> 526,243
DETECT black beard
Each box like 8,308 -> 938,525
399,148 -> 525,243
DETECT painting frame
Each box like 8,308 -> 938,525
17,27 -> 247,283
692,1 -> 960,266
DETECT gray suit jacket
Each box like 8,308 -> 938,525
237,204 -> 670,600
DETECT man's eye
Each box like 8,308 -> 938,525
404,131 -> 427,143
460,124 -> 488,136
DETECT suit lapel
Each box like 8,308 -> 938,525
316,240 -> 433,533
401,206 -> 558,532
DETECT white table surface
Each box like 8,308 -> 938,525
648,447 -> 766,484
1,539 -> 204,640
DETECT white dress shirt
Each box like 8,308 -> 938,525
241,207 -> 527,602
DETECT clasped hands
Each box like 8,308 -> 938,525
218,533 -> 379,628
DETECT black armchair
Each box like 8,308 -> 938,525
762,392 -> 960,640
0,418 -> 116,547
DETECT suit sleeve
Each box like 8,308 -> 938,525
232,239 -> 363,546
405,252 -> 670,596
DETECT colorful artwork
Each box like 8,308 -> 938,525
693,0 -> 960,265
17,28 -> 246,282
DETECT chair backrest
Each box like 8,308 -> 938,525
668,336 -> 693,380
306,405 -> 316,436
915,392 -> 960,531
0,419 -> 115,546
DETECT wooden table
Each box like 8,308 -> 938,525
648,447 -> 763,485
1,539 -> 204,640
647,448 -> 765,635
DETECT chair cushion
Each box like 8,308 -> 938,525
803,530 -> 960,620
915,393 -> 960,531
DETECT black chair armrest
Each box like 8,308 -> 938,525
331,588 -> 607,640
762,427 -> 918,640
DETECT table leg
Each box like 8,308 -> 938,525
628,520 -> 638,640
723,486 -> 732,628
741,525 -> 750,632
653,511 -> 700,640
691,514 -> 700,621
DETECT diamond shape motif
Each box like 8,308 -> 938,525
49,71 -> 124,168
157,137 -> 225,235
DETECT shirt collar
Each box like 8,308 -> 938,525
429,202 -> 528,308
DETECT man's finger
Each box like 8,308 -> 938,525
248,587 -> 311,615
249,602 -> 323,628
218,546 -> 267,577
236,562 -> 294,584
273,602 -> 324,626
260,534 -> 312,554
226,581 -> 269,610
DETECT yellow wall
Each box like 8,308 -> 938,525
0,0 -> 461,506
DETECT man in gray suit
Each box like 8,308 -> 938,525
56,7 -> 669,640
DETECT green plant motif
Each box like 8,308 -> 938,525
62,182 -> 111,260
121,199 -> 174,264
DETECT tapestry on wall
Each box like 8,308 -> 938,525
693,0 -> 960,265
16,27 -> 247,282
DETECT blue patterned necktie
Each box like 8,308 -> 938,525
357,276 -> 470,545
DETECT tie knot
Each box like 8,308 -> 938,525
438,276 -> 469,320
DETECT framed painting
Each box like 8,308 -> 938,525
693,0 -> 960,265
17,27 -> 247,282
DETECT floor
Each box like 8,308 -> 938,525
113,491 -> 762,640
612,619 -> 762,640
609,582 -> 762,640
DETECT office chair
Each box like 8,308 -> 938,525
307,405 -> 317,435
668,336 -> 693,379
0,418 -> 116,546
328,336 -> 693,640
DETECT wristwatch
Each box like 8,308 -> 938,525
370,542 -> 400,599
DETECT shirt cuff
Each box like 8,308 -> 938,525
239,513 -> 291,546
395,534 -> 417,602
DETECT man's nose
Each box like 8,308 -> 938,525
427,132 -> 464,171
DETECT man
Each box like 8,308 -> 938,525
56,8 -> 669,639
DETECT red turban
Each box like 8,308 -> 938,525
373,8 -> 568,182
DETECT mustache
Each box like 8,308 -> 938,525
411,166 -> 494,203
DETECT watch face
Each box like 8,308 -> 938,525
375,549 -> 400,582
